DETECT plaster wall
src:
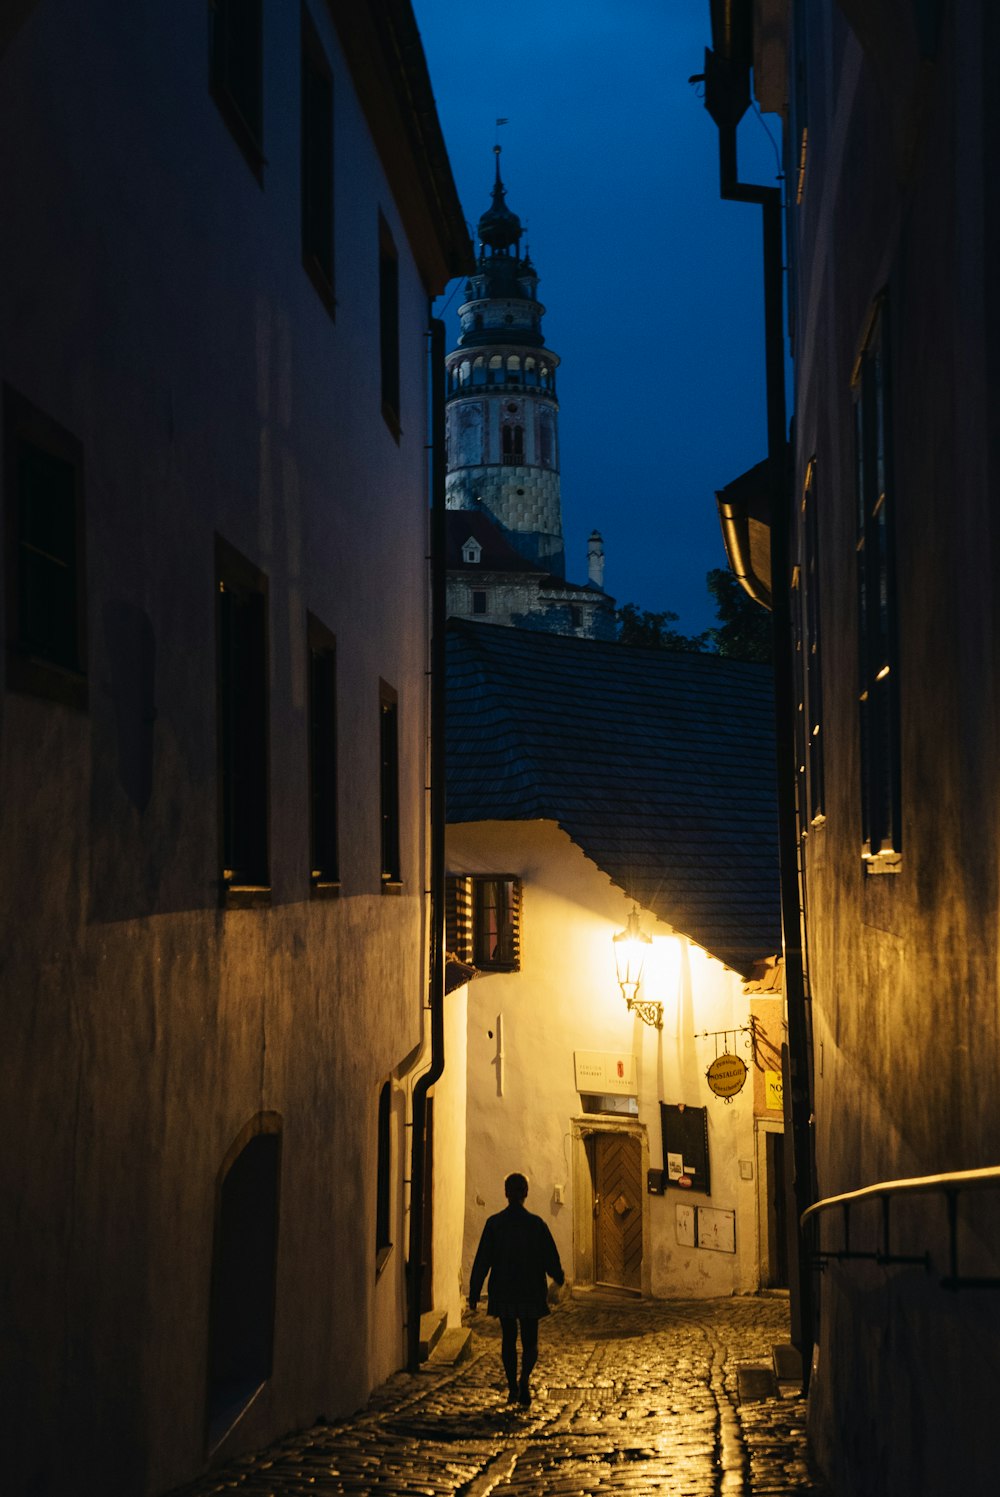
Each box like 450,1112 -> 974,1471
780,4 -> 1000,1491
448,821 -> 763,1306
429,988 -> 470,1329
0,5 -> 439,1492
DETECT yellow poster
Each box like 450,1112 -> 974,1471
765,1070 -> 783,1110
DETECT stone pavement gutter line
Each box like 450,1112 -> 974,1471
168,1296 -> 831,1497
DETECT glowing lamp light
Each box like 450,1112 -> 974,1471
613,907 -> 662,1029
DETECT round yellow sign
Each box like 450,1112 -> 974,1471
706,1054 -> 748,1099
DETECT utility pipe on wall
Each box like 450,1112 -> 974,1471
406,316 -> 448,1373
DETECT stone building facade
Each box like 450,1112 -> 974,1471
0,4 -> 468,1493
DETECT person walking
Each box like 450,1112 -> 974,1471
468,1171 -> 564,1406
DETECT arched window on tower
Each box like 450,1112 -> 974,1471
488,355 -> 503,386
540,364 -> 550,391
524,358 -> 537,387
506,355 -> 521,383
472,357 -> 486,386
502,425 -> 524,466
459,360 -> 471,387
538,407 -> 555,468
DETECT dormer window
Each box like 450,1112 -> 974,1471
462,537 -> 482,565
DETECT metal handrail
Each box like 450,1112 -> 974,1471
801,1164 -> 1000,1291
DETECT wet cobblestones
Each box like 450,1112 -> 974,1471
171,1295 -> 830,1496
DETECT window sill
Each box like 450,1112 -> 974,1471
381,880 -> 403,897
6,649 -> 87,711
375,1243 -> 394,1280
863,853 -> 902,876
221,883 -> 272,909
381,400 -> 401,444
303,253 -> 336,318
311,880 -> 341,901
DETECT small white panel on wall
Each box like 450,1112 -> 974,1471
697,1207 -> 736,1254
574,1050 -> 637,1096
675,1203 -> 696,1247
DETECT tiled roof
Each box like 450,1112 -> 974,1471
446,620 -> 781,975
445,511 -> 546,573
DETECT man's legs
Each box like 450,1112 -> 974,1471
499,1317 -> 519,1400
517,1317 -> 539,1404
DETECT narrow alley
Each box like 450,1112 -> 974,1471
170,1295 -> 829,1497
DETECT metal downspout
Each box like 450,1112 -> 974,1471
406,316 -> 448,1372
710,107 -> 816,1380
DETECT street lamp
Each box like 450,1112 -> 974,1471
613,907 -> 662,1029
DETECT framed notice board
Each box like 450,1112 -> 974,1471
660,1103 -> 711,1195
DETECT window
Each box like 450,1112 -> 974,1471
4,386 -> 86,708
538,407 -> 556,468
301,7 -> 334,311
217,538 -> 269,902
854,299 -> 900,870
379,681 -> 400,888
206,1117 -> 281,1451
379,215 -> 400,439
375,1081 -> 392,1268
461,536 -> 482,564
307,614 -> 338,894
569,605 -> 582,630
803,461 -> 825,823
502,424 -> 523,465
472,590 -> 488,615
209,0 -> 263,178
446,875 -> 521,972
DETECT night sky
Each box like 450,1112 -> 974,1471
413,0 -> 783,635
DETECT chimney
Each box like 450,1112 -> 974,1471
587,530 -> 605,590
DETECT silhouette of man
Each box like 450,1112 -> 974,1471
468,1171 -> 564,1406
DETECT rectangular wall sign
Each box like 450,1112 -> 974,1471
574,1050 -> 637,1096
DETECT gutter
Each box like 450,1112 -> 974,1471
406,316 -> 448,1371
701,5 -> 816,1382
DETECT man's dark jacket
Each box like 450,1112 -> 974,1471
469,1201 -> 564,1318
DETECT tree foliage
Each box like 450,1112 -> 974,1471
616,569 -> 772,663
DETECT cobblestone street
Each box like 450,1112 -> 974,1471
172,1294 -> 830,1496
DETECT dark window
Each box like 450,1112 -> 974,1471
4,386 -> 86,708
217,538 -> 269,901
502,424 -> 523,465
307,614 -> 338,893
301,7 -> 334,311
379,680 -> 400,887
472,590 -> 487,615
803,460 -> 825,822
209,0 -> 264,178
206,1119 -> 281,1451
538,408 -> 555,467
445,875 -> 521,972
570,604 -> 582,630
854,299 -> 900,869
375,1081 -> 392,1264
379,215 -> 400,439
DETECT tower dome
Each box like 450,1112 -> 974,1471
477,147 -> 522,252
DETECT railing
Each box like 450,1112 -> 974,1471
801,1165 -> 1000,1290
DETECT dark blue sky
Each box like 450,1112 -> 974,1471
413,0 -> 782,634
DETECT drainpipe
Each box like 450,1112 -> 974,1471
406,316 -> 448,1372
702,15 -> 815,1381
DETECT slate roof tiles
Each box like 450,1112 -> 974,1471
446,619 -> 781,975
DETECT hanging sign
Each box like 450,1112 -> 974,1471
706,1053 -> 748,1100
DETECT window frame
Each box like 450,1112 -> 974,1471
3,385 -> 87,710
379,679 -> 401,890
378,214 -> 401,441
375,1080 -> 392,1272
208,0 -> 265,181
300,4 -> 335,314
853,297 -> 901,872
216,536 -> 271,906
446,874 -> 521,973
307,612 -> 339,897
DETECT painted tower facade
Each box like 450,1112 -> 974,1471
445,150 -> 614,638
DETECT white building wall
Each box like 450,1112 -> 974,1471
449,821 -> 760,1304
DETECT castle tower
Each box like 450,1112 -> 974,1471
445,148 -> 564,575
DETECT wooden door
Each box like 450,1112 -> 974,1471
592,1132 -> 642,1291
